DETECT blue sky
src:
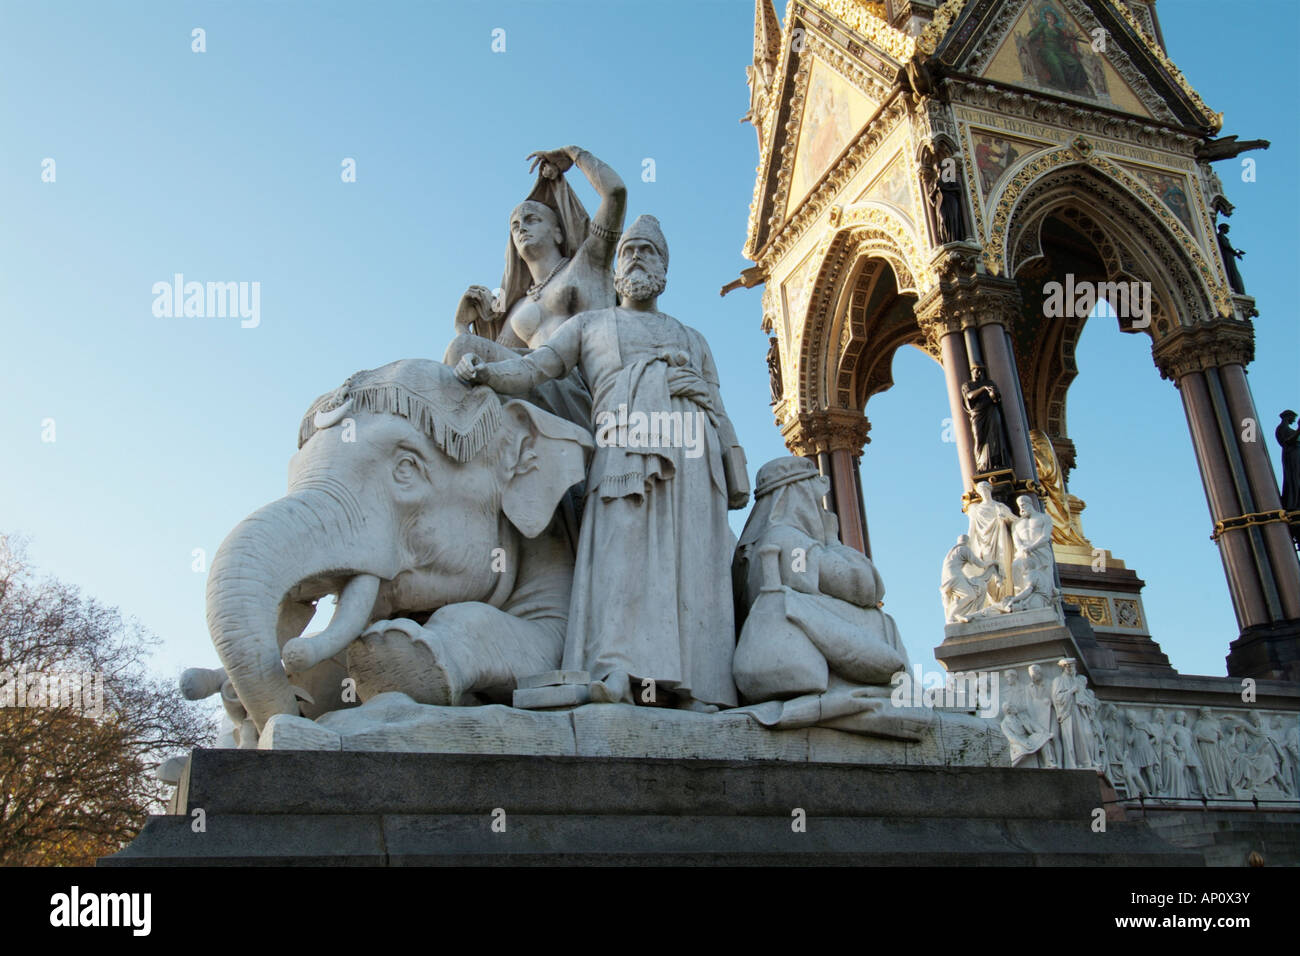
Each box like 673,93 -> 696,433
1,0 -> 1296,687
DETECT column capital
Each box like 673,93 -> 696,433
915,247 -> 1023,354
781,408 -> 871,457
1152,319 -> 1255,382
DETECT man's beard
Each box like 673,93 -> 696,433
615,266 -> 666,302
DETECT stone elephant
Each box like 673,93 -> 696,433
206,358 -> 593,734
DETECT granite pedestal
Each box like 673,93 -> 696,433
104,748 -> 1199,866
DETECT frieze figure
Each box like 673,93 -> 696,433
1123,709 -> 1160,797
1154,712 -> 1185,801
1223,712 -> 1289,795
1193,707 -> 1231,796
1025,664 -> 1059,769
1002,668 -> 1026,714
1002,701 -> 1053,768
1167,710 -> 1209,799
1099,702 -> 1130,794
1275,716 -> 1299,797
1051,658 -> 1095,770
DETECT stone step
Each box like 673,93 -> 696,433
105,812 -> 1197,867
1133,809 -> 1300,866
174,749 -> 1098,820
104,749 -> 1201,867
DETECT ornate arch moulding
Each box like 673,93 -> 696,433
792,202 -> 923,413
982,141 -> 1234,320
1007,186 -> 1181,328
824,203 -> 923,294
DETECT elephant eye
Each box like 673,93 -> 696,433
394,453 -> 424,482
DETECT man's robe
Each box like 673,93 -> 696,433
485,306 -> 744,707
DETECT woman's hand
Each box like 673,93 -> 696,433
454,284 -> 496,334
527,147 -> 576,180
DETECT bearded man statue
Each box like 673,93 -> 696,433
456,215 -> 750,711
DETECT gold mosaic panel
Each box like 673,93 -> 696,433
1064,593 -> 1111,626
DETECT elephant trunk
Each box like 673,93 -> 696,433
206,485 -> 397,734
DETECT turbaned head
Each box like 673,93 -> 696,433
615,214 -> 669,302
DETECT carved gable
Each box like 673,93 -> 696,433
786,57 -> 882,216
936,0 -> 1220,131
980,1 -> 1154,118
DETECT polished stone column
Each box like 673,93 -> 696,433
815,452 -> 836,516
979,324 -> 1037,482
830,448 -> 867,554
780,409 -> 872,555
1154,319 -> 1300,677
939,332 -> 977,491
1218,362 -> 1300,619
1177,368 -> 1271,627
918,247 -> 1034,496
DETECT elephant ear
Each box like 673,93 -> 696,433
499,400 -> 594,538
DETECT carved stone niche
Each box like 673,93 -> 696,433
918,138 -> 972,249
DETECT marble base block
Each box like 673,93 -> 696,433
258,691 -> 1009,768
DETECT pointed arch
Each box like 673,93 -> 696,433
985,149 -> 1230,324
792,202 -> 925,414
989,154 -> 1233,454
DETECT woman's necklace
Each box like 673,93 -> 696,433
527,257 -> 569,301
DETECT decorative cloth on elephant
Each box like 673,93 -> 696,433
298,359 -> 502,463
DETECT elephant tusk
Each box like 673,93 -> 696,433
281,573 -> 380,673
313,398 -> 354,431
180,666 -> 227,700
289,684 -> 316,705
